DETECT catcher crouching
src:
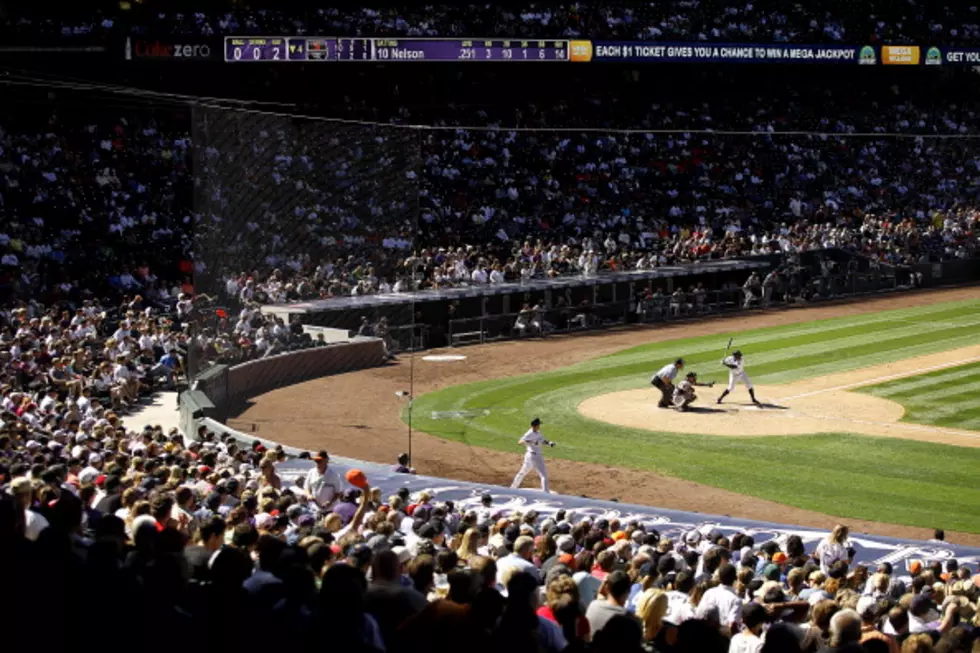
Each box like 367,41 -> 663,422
673,371 -> 714,411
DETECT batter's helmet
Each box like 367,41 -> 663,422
733,350 -> 743,358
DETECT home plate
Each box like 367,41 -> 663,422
422,354 -> 467,362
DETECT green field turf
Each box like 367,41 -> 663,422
859,361 -> 980,431
408,298 -> 980,532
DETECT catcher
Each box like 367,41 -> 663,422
673,371 -> 714,411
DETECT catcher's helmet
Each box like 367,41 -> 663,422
686,372 -> 697,380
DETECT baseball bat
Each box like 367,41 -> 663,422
724,337 -> 734,357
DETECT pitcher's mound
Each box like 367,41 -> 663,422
577,386 -> 906,437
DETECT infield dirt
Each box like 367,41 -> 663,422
236,286 -> 980,545
578,345 -> 980,447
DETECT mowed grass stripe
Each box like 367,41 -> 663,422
456,320 -> 979,411
866,367 -> 980,398
859,361 -> 980,430
411,297 -> 980,531
602,301 -> 980,361
590,311 -> 980,376
900,378 -> 980,404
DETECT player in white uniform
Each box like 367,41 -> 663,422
716,350 -> 761,406
510,417 -> 555,493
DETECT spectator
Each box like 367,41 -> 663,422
586,569 -> 634,636
697,563 -> 742,635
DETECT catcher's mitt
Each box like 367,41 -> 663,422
707,382 -> 715,388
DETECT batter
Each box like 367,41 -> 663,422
717,350 -> 762,406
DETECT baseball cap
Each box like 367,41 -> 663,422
556,535 -> 576,553
312,450 -> 329,462
7,477 -> 32,496
530,418 -> 541,427
392,546 -> 412,565
772,552 -> 788,564
856,596 -> 878,619
347,543 -> 373,567
762,564 -> 781,581
910,594 -> 934,616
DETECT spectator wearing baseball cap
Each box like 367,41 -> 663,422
304,450 -> 343,509
856,595 -> 899,653
8,476 -> 48,541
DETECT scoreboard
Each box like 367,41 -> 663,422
203,37 -> 980,66
225,37 -> 570,62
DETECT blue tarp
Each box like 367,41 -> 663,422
277,457 -> 980,572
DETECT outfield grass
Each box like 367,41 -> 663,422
408,298 -> 980,532
859,361 -> 980,431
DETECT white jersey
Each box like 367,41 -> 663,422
653,363 -> 680,383
723,355 -> 747,376
519,428 -> 546,456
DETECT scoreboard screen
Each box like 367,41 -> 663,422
224,37 -> 569,62
219,37 -> 978,66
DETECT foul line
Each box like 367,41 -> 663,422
786,407 -> 980,441
782,355 -> 980,401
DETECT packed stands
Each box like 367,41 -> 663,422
4,2 -> 980,45
3,3 -> 980,651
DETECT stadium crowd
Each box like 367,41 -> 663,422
2,4 -> 980,651
5,430 -> 980,652
3,86 -> 978,306
4,1 -> 980,46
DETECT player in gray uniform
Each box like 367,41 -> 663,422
716,350 -> 762,406
672,372 -> 714,411
651,358 -> 685,408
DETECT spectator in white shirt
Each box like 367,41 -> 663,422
10,477 -> 49,541
814,524 -> 852,574
696,563 -> 742,635
304,449 -> 344,509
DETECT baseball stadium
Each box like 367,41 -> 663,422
9,3 -> 980,648
237,287 -> 980,542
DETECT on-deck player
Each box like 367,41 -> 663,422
651,358 -> 685,408
510,417 -> 555,493
717,350 -> 762,406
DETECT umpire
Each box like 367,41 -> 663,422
651,358 -> 685,408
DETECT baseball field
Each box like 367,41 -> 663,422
408,296 -> 980,533
241,287 -> 980,543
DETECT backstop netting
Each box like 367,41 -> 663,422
190,105 -> 422,446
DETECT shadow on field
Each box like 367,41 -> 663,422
685,406 -> 728,414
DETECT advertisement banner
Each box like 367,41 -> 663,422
928,46 -> 980,65
122,35 -> 220,62
582,42 -> 877,64
881,45 -> 920,65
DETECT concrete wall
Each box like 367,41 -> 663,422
181,337 -> 386,438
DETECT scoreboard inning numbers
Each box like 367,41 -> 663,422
224,37 -> 570,62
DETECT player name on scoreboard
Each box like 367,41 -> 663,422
225,37 -> 568,62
